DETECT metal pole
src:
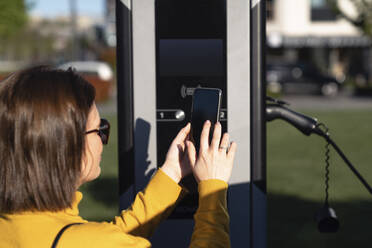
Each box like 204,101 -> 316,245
116,0 -> 135,208
250,0 -> 267,247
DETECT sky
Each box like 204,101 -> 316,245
27,0 -> 104,18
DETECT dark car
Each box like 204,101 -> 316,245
266,63 -> 343,97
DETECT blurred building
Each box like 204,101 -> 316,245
30,15 -> 101,47
267,0 -> 372,83
6,14 -> 105,66
104,0 -> 116,47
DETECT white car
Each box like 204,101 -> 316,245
58,61 -> 113,81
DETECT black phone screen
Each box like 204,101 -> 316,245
179,88 -> 222,201
191,88 -> 221,152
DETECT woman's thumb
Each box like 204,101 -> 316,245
186,141 -> 196,169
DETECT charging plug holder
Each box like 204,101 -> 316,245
315,123 -> 340,233
315,204 -> 339,233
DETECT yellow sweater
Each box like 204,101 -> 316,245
0,170 -> 230,248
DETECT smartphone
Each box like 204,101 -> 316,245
191,88 -> 222,152
173,88 -> 222,217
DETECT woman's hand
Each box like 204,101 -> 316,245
160,123 -> 192,183
186,121 -> 237,183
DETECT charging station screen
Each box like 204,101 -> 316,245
159,39 -> 224,77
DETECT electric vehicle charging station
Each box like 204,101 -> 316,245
116,0 -> 266,247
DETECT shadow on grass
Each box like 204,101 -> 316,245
268,193 -> 372,248
82,177 -> 119,207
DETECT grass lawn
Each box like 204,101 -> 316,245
78,107 -> 372,247
268,109 -> 372,248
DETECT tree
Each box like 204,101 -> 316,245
326,0 -> 372,88
0,0 -> 28,37
327,0 -> 372,36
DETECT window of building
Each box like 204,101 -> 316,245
267,0 -> 275,21
311,0 -> 337,21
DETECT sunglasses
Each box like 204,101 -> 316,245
85,118 -> 110,145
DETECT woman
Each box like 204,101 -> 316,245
0,66 -> 236,247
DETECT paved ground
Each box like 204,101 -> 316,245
281,95 -> 372,111
281,91 -> 372,111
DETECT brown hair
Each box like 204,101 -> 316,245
0,66 -> 95,213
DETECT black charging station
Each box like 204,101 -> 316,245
116,0 -> 266,247
155,0 -> 228,218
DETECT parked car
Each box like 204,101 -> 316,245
58,61 -> 113,102
266,62 -> 343,97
